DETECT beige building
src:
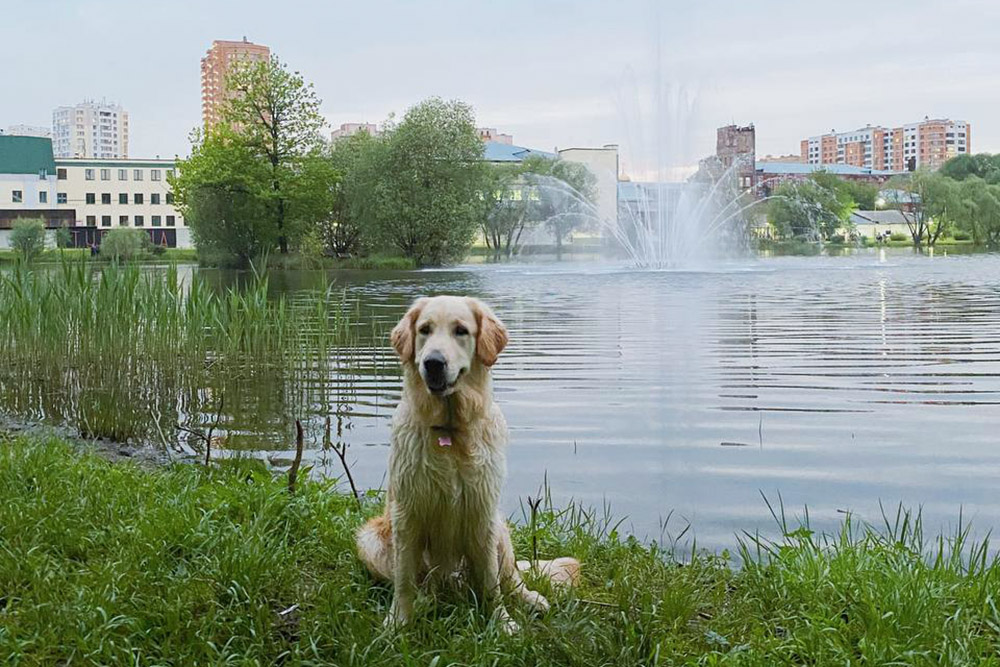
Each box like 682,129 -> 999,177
52,100 -> 129,159
477,128 -> 513,145
1,136 -> 188,248
201,38 -> 271,128
801,118 -> 970,171
557,145 -> 619,228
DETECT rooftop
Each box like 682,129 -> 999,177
756,161 -> 898,177
483,141 -> 556,163
0,136 -> 57,175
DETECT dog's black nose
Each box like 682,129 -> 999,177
423,351 -> 447,378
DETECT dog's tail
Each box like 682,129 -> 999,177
356,515 -> 394,581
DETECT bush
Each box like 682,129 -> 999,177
149,243 -> 167,256
953,231 -> 972,241
55,225 -> 72,249
829,234 -> 846,244
889,232 -> 908,242
100,228 -> 150,262
9,218 -> 47,262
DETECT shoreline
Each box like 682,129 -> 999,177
2,433 -> 998,663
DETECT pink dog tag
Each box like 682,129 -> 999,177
438,436 -> 452,447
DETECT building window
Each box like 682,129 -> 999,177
100,168 -> 111,181
118,169 -> 128,181
134,193 -> 144,204
57,193 -> 67,204
166,215 -> 175,227
134,215 -> 144,227
151,193 -> 160,205
39,191 -> 48,204
57,168 -> 67,180
133,169 -> 143,181
152,215 -> 162,227
102,193 -> 111,205
165,192 -> 174,204
151,169 -> 161,181
87,215 -> 96,226
119,215 -> 128,226
86,193 -> 96,204
102,215 -> 111,227
85,169 -> 95,180
119,193 -> 128,204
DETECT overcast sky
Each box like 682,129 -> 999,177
4,0 -> 998,177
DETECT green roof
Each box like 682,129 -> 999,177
0,136 -> 57,175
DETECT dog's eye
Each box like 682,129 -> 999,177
455,325 -> 469,337
418,324 -> 432,336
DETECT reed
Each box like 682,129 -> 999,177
0,260 -> 357,452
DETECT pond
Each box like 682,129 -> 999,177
6,248 -> 1000,549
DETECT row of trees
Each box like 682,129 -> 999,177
171,58 -> 597,266
767,154 -> 1000,247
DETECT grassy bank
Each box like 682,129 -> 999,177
2,436 -> 998,664
0,248 -> 199,264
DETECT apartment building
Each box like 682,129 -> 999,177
716,124 -> 756,191
201,38 -> 271,128
331,122 -> 379,141
52,100 -> 129,159
0,136 -> 188,249
477,128 -> 514,145
6,125 -> 51,138
801,118 -> 970,171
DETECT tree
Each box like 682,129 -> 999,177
222,56 -> 327,253
480,162 -> 533,259
521,156 -> 598,251
768,178 -> 852,241
9,218 -> 46,262
956,178 -> 1000,246
939,153 -> 1000,184
323,130 -> 384,256
885,171 -> 958,247
369,98 -> 487,265
171,128 -> 276,264
100,228 -> 150,262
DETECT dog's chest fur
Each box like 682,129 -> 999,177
389,403 -> 508,530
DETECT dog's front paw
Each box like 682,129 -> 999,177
384,599 -> 412,629
493,607 -> 520,634
520,589 -> 550,615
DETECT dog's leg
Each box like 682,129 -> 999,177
386,510 -> 421,628
496,519 -> 550,614
466,517 -> 518,633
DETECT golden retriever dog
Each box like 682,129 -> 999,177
356,295 -> 579,631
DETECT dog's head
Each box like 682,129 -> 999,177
391,295 -> 508,396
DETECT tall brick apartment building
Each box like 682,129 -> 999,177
200,38 -> 271,128
800,118 -> 970,172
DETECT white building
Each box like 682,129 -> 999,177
52,100 -> 130,159
6,125 -> 51,138
331,122 -> 379,141
1,136 -> 188,249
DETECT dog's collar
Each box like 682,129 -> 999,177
431,395 -> 455,447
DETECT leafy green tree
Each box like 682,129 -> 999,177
768,178 -> 853,241
939,153 -> 1000,184
55,225 -> 72,249
480,162 -> 533,259
369,98 -> 486,265
885,171 -> 958,246
100,228 -> 150,262
221,56 -> 327,254
956,178 -> 1000,246
521,156 -> 598,251
324,130 -> 384,256
171,128 -> 276,264
9,218 -> 47,262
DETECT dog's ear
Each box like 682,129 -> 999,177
468,298 -> 508,367
391,297 -> 429,362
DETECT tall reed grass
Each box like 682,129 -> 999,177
0,261 -> 358,452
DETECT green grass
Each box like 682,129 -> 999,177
0,248 -> 199,264
2,436 -> 999,665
